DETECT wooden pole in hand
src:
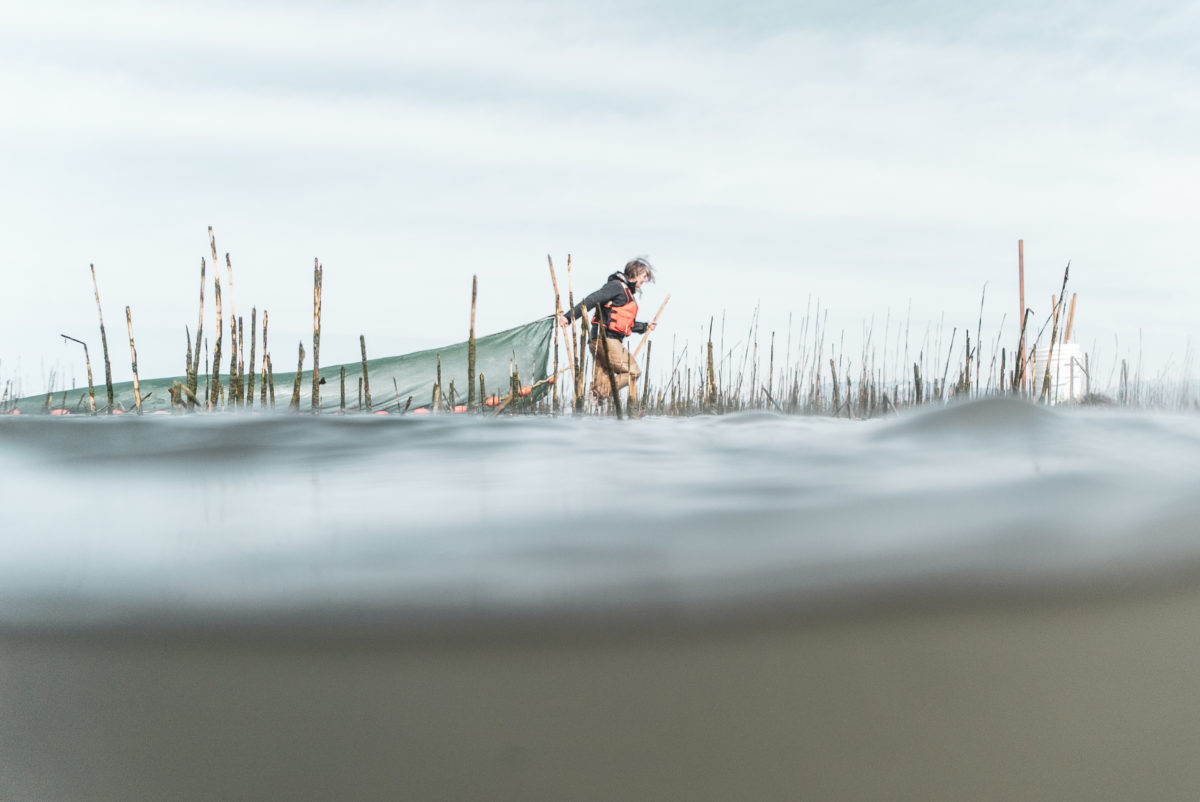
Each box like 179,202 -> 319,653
632,293 -> 670,360
566,254 -> 584,409
548,256 -> 574,408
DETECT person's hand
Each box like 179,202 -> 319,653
648,322 -> 657,332
557,314 -> 570,327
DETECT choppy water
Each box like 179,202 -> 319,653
3,398 -> 1200,634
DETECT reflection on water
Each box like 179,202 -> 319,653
3,398 -> 1200,632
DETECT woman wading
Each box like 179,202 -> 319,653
558,257 -> 658,402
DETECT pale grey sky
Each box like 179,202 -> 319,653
2,0 -> 1197,394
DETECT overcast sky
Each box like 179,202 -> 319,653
2,0 -> 1197,395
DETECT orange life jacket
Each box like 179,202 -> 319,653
592,280 -> 638,337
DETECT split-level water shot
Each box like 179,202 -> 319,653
3,3 -> 1200,801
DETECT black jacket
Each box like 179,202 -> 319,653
561,272 -> 648,342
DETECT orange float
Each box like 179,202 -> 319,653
518,386 -> 532,397
453,405 -> 467,413
484,395 -> 501,407
374,410 -> 390,415
50,409 -> 70,416
412,408 -> 430,415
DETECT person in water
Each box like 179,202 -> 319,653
557,257 -> 658,401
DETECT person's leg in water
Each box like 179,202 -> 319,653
591,337 -> 640,399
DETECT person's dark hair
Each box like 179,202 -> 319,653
624,257 -> 655,283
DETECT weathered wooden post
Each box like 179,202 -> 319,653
312,259 -> 322,411
260,310 -> 269,407
247,307 -> 257,407
360,335 -> 372,412
60,334 -> 96,415
125,306 -> 142,415
289,341 -> 304,411
188,257 -> 205,408
210,273 -> 223,409
468,275 -> 478,410
89,264 -> 114,413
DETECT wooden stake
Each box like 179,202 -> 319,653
89,264 -> 114,413
227,255 -> 239,405
340,365 -> 346,411
60,334 -> 96,414
360,335 -> 372,411
548,256 -> 569,410
289,341 -> 304,411
189,257 -> 205,408
210,273 -> 223,409
468,275 -> 478,409
125,306 -> 142,415
247,307 -> 257,407
184,327 -> 192,407
260,310 -> 269,406
312,259 -> 323,411
434,353 -> 442,411
566,254 -> 584,409
236,315 -> 245,406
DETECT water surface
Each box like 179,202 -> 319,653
3,398 -> 1199,634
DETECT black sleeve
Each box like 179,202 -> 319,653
632,321 -> 648,335
562,280 -> 625,324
